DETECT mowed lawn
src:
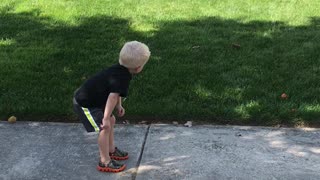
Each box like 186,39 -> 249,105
0,0 -> 319,126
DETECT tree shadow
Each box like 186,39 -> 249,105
136,16 -> 320,126
0,10 -> 145,118
0,7 -> 319,126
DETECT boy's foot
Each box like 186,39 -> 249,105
97,159 -> 126,173
109,147 -> 129,160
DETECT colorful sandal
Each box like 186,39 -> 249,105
109,147 -> 129,160
97,159 -> 126,173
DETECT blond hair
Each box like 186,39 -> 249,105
119,41 -> 150,68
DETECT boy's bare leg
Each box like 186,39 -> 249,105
109,115 -> 115,152
98,127 -> 111,163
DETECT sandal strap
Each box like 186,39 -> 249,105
110,147 -> 128,157
99,160 -> 123,169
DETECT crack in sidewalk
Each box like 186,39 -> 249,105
132,124 -> 151,180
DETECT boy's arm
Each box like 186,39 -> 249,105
116,96 -> 122,108
101,93 -> 119,128
116,96 -> 125,117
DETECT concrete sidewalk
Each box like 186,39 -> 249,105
0,122 -> 320,180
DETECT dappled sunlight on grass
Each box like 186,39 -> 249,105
301,104 -> 320,114
193,84 -> 212,99
0,1 -> 319,125
234,101 -> 261,119
130,23 -> 159,34
223,87 -> 244,101
0,38 -> 15,46
297,104 -> 320,123
63,66 -> 72,73
3,0 -> 318,34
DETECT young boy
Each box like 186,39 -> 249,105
73,41 -> 150,173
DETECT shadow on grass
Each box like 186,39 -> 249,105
138,16 -> 320,126
0,8 -> 319,126
0,10 -> 145,119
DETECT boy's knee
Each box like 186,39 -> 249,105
100,126 -> 111,133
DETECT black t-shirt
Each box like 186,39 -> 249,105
75,64 -> 132,108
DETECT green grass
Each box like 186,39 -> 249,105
1,0 -> 320,126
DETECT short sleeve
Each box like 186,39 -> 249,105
109,76 -> 130,97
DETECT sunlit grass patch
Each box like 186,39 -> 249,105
0,38 -> 15,46
235,101 -> 261,120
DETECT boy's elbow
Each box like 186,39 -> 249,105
109,93 -> 120,100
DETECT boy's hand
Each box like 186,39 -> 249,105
117,105 -> 125,117
100,117 -> 111,130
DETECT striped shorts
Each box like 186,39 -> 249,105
73,97 -> 105,132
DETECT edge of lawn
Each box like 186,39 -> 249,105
1,115 -> 319,128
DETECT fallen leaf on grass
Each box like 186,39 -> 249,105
231,43 -> 241,49
291,109 -> 297,113
281,93 -> 288,99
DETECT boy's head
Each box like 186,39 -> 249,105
119,41 -> 150,74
